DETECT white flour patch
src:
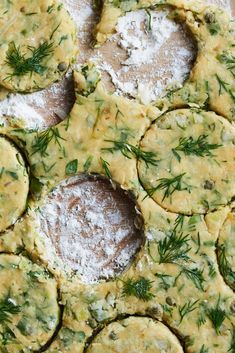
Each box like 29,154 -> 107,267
0,74 -> 74,129
0,0 -> 232,127
99,9 -> 195,103
38,176 -> 142,283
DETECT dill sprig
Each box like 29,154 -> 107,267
5,41 -> 54,77
158,230 -> 191,264
102,140 -> 158,167
146,173 -> 188,201
216,74 -> 230,95
31,127 -> 66,157
178,299 -> 199,323
174,214 -> 185,231
121,277 -> 155,302
217,244 -> 235,290
155,273 -> 174,291
100,157 -> 112,179
199,345 -> 209,353
172,134 -> 222,161
218,51 -> 235,65
179,266 -> 205,292
217,51 -> 235,78
197,312 -> 207,328
0,297 -> 21,323
207,296 -> 226,334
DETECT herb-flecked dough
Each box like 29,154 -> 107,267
0,0 -> 235,353
0,254 -> 60,352
0,0 -> 78,92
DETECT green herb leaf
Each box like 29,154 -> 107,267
207,296 -> 226,334
121,277 -> 155,302
31,127 -> 66,157
217,244 -> 235,290
66,159 -> 78,175
178,299 -> 199,323
5,41 -> 54,77
172,135 -> 222,161
158,230 -> 191,264
199,345 -> 209,353
146,173 -> 188,201
100,157 -> 112,179
180,266 -> 205,291
0,296 -> 21,323
207,22 -> 220,35
174,214 -> 185,231
155,273 -> 174,290
102,140 -> 159,167
216,74 -> 230,95
83,156 -> 93,172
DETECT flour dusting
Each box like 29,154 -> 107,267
38,176 -> 142,283
0,0 -> 232,128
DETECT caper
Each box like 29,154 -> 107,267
58,62 -> 67,72
203,180 -> 214,190
166,296 -> 176,306
88,318 -> 97,329
204,12 -> 216,24
109,331 -> 118,340
146,303 -> 163,319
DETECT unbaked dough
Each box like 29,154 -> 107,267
0,254 -> 60,352
138,109 -> 235,215
0,0 -> 78,92
0,1 -> 234,353
0,136 -> 29,232
87,317 -> 184,353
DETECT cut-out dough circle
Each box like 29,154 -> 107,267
0,254 -> 60,352
0,136 -> 29,232
138,109 -> 235,215
86,316 -> 184,353
0,0 -> 77,92
38,174 -> 143,282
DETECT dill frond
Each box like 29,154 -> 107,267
146,173 -> 188,201
5,41 -> 54,78
102,140 -> 159,167
121,277 -> 155,302
158,230 -> 191,264
172,134 -> 222,161
0,296 -> 21,323
31,127 -> 65,157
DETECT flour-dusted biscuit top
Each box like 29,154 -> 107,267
0,254 -> 60,352
0,137 -> 29,232
0,0 -> 77,92
138,109 -> 235,215
87,316 -> 183,353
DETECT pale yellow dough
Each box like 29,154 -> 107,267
139,109 -> 235,215
87,317 -> 184,353
0,0 -> 78,92
0,136 -> 29,232
0,254 -> 60,352
0,0 -> 234,353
